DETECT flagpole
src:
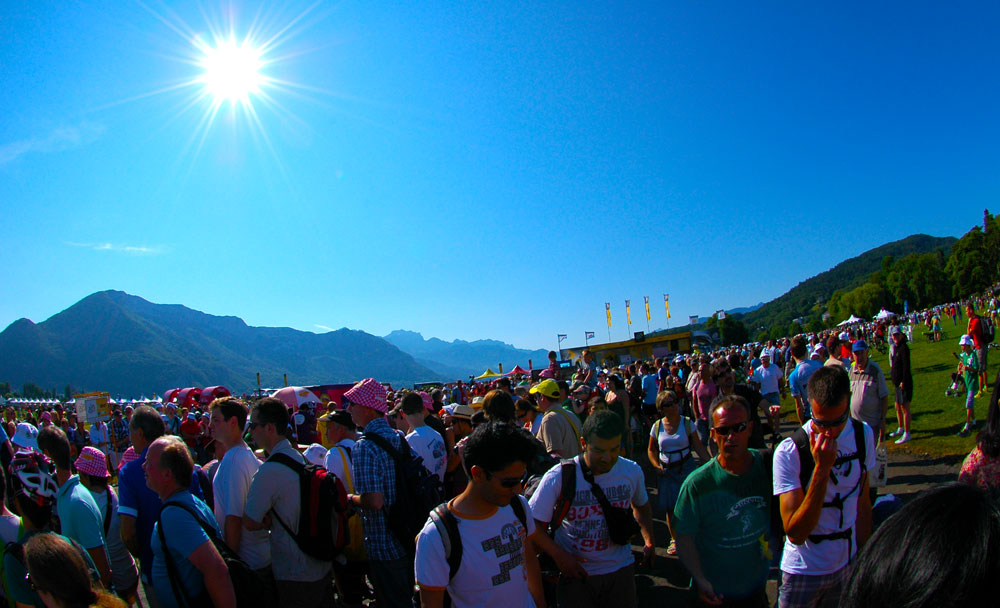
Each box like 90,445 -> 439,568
585,332 -> 589,347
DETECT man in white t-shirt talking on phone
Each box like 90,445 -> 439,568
773,365 -> 875,608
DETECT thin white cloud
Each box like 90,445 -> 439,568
0,122 -> 106,166
314,324 -> 334,332
65,242 -> 167,256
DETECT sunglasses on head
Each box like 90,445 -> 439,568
713,421 -> 749,436
812,410 -> 849,429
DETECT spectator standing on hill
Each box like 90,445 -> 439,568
967,305 -> 989,397
789,336 -> 823,425
958,335 -> 981,437
888,327 -> 914,444
848,340 -> 889,443
109,409 -> 130,472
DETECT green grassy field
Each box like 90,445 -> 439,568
778,327 -> 998,460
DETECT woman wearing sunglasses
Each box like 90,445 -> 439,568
647,390 -> 710,556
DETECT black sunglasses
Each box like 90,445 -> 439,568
812,410 -> 849,429
714,421 -> 749,436
486,471 -> 524,489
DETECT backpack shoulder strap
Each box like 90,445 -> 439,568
363,432 -> 404,461
336,447 -> 355,493
791,426 -> 813,491
510,495 -> 528,532
851,418 -> 867,472
548,407 -> 581,441
429,502 -> 462,581
267,451 -> 305,473
103,488 -> 112,537
550,460 -> 576,531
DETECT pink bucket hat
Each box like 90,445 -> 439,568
74,446 -> 110,478
417,391 -> 433,410
344,378 -> 388,414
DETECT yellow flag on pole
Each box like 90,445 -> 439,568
664,294 -> 671,319
605,302 -> 612,328
626,300 -> 631,326
644,296 -> 651,321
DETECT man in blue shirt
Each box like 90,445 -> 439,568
788,336 -> 823,424
641,364 -> 659,412
146,435 -> 235,608
118,406 -> 203,600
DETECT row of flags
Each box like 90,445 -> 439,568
604,295 -> 672,328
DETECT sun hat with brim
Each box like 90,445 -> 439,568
343,378 -> 388,414
470,396 -> 484,409
539,369 -> 555,379
12,423 -> 39,452
418,392 -> 433,410
303,443 -> 328,467
529,379 -> 561,400
74,446 -> 110,478
960,335 -> 974,346
452,404 -> 475,421
852,340 -> 869,352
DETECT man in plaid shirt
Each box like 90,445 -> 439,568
345,378 -> 413,608
109,408 -> 130,471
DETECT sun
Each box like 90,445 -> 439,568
199,39 -> 264,104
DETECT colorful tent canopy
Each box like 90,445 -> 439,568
475,369 -> 502,380
506,365 -> 530,376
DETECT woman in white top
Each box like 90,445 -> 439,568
646,390 -> 709,555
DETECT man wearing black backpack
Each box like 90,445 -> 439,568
415,422 -> 543,608
773,366 -> 875,608
244,398 -> 334,608
345,378 -> 415,608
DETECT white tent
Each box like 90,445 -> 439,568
838,315 -> 863,326
875,309 -> 895,321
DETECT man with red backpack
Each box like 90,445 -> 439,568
244,398 -> 334,608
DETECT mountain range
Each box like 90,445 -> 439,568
0,232 -> 959,395
0,291 -> 443,395
383,330 -> 549,380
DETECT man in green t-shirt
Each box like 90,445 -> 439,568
674,394 -> 772,607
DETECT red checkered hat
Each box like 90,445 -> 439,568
74,446 -> 110,478
344,378 -> 388,414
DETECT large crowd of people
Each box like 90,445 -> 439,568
0,292 -> 996,608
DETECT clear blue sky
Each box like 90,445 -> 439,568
2,1 -> 996,352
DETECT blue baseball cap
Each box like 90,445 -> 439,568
852,340 -> 868,352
